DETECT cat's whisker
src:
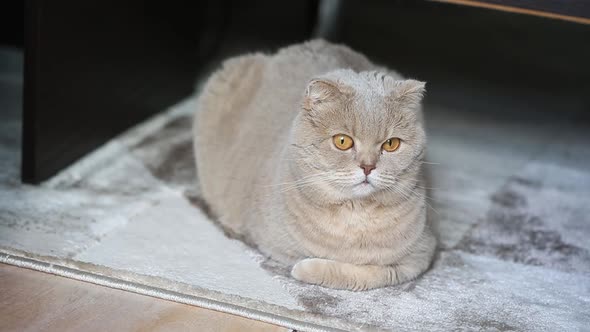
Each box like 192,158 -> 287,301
392,180 -> 440,203
382,186 -> 412,205
416,186 -> 441,190
279,181 -> 333,194
378,174 -> 445,192
264,171 -> 331,188
275,174 -> 342,193
391,182 -> 440,215
375,174 -> 441,212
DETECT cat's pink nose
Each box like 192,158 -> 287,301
360,164 -> 376,176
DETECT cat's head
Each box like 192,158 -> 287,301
289,69 -> 426,202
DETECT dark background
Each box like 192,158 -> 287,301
1,0 -> 588,183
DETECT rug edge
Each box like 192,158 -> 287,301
0,250 -> 371,332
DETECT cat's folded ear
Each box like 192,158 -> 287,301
303,79 -> 350,111
388,79 -> 426,109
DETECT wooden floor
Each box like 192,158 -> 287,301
0,263 -> 289,332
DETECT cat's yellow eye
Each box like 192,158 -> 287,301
382,137 -> 401,152
333,134 -> 354,150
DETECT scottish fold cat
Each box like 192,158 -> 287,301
194,40 -> 435,290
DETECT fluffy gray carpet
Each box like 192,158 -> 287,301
1,47 -> 589,331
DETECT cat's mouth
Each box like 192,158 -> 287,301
351,178 -> 375,197
356,178 -> 373,187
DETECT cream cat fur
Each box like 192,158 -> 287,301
194,40 -> 436,291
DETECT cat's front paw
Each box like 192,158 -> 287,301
291,258 -> 378,291
291,258 -> 336,287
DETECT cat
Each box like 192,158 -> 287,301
194,40 -> 436,291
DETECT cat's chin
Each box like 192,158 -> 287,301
350,181 -> 376,198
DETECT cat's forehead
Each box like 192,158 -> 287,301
310,69 -> 420,138
326,70 -> 394,97
347,95 -> 408,136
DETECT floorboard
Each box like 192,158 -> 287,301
0,263 -> 288,332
